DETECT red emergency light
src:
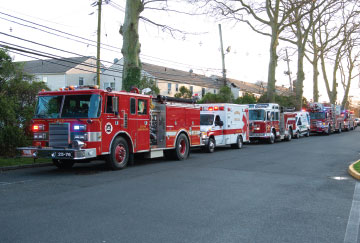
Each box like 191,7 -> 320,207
208,107 -> 213,111
219,106 -> 224,111
33,125 -> 39,132
32,124 -> 44,132
214,106 -> 219,111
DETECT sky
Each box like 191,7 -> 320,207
0,0 -> 358,104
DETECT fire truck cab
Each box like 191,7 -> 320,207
18,86 -> 201,170
308,102 -> 343,134
248,103 -> 294,144
199,104 -> 249,153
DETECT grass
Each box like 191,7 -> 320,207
353,160 -> 360,174
0,157 -> 51,167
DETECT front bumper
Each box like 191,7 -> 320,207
17,147 -> 97,160
249,132 -> 271,138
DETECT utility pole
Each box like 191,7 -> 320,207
218,24 -> 226,86
96,0 -> 102,86
284,49 -> 292,92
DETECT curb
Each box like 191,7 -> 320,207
348,160 -> 360,180
0,163 -> 52,172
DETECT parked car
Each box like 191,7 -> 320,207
355,118 -> 360,127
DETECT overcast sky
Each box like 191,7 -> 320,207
0,0 -> 358,103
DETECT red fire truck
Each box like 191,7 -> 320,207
17,86 -> 202,170
248,103 -> 295,144
308,102 -> 343,134
341,110 -> 356,131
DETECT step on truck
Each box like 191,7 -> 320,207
17,86 -> 202,170
199,104 -> 249,153
308,102 -> 343,134
248,103 -> 296,144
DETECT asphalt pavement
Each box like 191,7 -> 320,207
1,129 -> 359,243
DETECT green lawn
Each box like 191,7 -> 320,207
353,160 -> 360,173
0,157 -> 51,167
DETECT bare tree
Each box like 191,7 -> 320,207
339,34 -> 360,109
197,0 -> 315,102
121,0 -> 198,91
316,2 -> 359,105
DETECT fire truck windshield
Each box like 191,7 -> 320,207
249,109 -> 265,121
34,94 -> 102,118
200,114 -> 214,125
310,112 -> 325,120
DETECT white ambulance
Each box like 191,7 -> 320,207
199,104 -> 250,153
292,111 -> 311,138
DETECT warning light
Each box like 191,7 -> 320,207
33,125 -> 39,132
219,106 -> 224,110
214,106 -> 219,111
208,107 -> 213,111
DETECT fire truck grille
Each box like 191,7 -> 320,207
49,123 -> 70,147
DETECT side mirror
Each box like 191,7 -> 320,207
215,120 -> 223,126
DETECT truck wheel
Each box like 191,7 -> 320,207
305,129 -> 310,137
268,130 -> 276,144
206,137 -> 215,153
52,159 -> 75,169
106,137 -> 129,170
231,135 -> 243,149
294,131 -> 300,139
174,133 -> 189,160
285,130 -> 291,141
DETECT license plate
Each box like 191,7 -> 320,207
22,149 -> 35,157
55,151 -> 73,158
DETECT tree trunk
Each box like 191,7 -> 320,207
341,62 -> 354,109
267,29 -> 279,103
311,25 -> 319,102
296,45 -> 305,110
121,0 -> 144,91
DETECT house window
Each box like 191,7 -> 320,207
42,76 -> 48,83
202,88 -> 205,97
168,83 -> 172,94
190,86 -> 193,94
176,84 -> 179,92
110,83 -> 115,89
79,77 -> 84,86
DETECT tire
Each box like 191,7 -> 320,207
52,159 -> 75,169
285,129 -> 292,141
174,133 -> 190,160
206,137 -> 215,153
294,130 -> 300,139
305,129 -> 310,137
268,130 -> 276,144
106,136 -> 129,170
231,135 -> 243,149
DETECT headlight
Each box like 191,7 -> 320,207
34,132 -> 47,140
201,132 -> 207,139
74,133 -> 88,141
74,124 -> 86,131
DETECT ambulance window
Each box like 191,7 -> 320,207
297,119 -> 302,125
130,98 -> 136,114
106,96 -> 113,113
138,99 -> 147,115
275,112 -> 279,121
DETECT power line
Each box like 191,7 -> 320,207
0,11 -> 222,72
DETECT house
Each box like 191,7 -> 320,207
21,56 -> 103,91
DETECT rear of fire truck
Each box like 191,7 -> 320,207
308,103 -> 333,134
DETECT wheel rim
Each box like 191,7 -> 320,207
115,144 -> 126,163
179,139 -> 186,155
209,140 -> 215,151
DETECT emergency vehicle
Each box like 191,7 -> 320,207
284,111 -> 311,138
308,102 -> 343,134
341,110 -> 356,131
248,103 -> 295,143
17,86 -> 202,170
199,104 -> 249,153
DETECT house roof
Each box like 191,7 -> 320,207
20,56 -> 96,74
141,62 -> 223,89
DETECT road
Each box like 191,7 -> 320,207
1,130 -> 359,243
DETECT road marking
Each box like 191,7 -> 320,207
0,180 -> 32,186
344,182 -> 360,243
